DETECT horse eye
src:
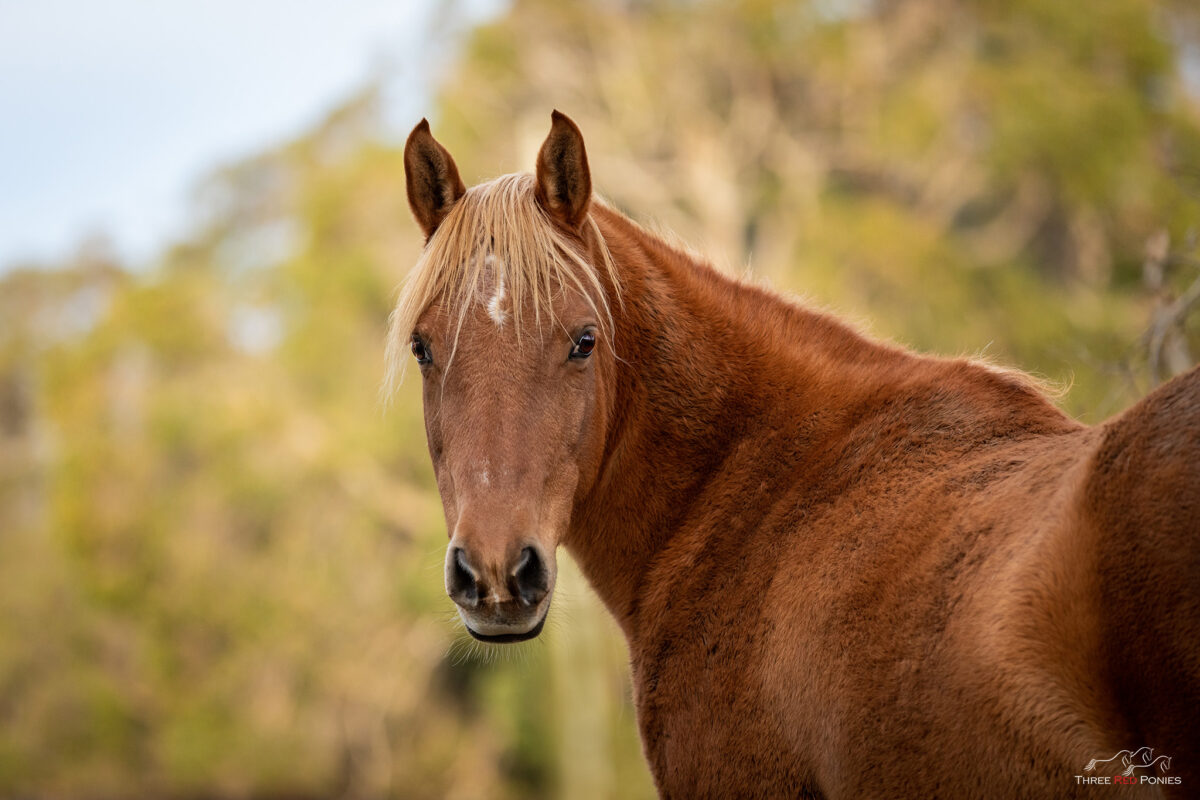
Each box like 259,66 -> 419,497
411,335 -> 432,365
570,330 -> 596,360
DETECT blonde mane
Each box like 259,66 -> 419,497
383,173 -> 618,396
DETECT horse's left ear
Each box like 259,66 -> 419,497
535,110 -> 591,229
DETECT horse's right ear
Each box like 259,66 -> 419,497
404,119 -> 467,240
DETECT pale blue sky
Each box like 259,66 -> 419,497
0,0 -> 501,270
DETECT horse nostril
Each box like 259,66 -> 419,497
510,546 -> 549,607
448,547 -> 480,608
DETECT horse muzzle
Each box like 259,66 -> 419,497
445,542 -> 554,642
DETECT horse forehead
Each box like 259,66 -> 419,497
439,291 -> 592,346
439,318 -> 551,386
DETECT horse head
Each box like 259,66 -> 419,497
391,112 -> 616,643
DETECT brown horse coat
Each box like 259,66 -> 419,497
393,113 -> 1200,798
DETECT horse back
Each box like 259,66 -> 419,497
1082,365 -> 1200,788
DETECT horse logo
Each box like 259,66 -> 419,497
1085,747 -> 1173,776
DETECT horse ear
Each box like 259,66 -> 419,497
404,118 -> 467,239
535,110 -> 591,228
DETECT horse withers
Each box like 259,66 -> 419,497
388,112 -> 1200,798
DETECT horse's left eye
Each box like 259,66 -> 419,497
570,330 -> 596,360
411,335 -> 432,365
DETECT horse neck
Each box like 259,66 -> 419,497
563,205 -> 906,638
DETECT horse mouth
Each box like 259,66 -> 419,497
465,614 -> 547,643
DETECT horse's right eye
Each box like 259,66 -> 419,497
411,336 -> 432,365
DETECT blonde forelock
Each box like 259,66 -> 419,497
383,173 -> 618,399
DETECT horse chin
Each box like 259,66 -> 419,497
464,613 -> 547,643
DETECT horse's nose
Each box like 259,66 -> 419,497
447,544 -> 549,609
508,546 -> 549,607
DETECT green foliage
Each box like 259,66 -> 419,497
0,0 -> 1198,797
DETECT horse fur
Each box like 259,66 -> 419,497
394,112 -> 1200,799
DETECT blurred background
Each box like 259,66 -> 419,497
2,0 -> 1199,797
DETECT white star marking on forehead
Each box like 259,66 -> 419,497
486,255 -> 508,327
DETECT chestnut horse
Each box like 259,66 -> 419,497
389,112 -> 1200,798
